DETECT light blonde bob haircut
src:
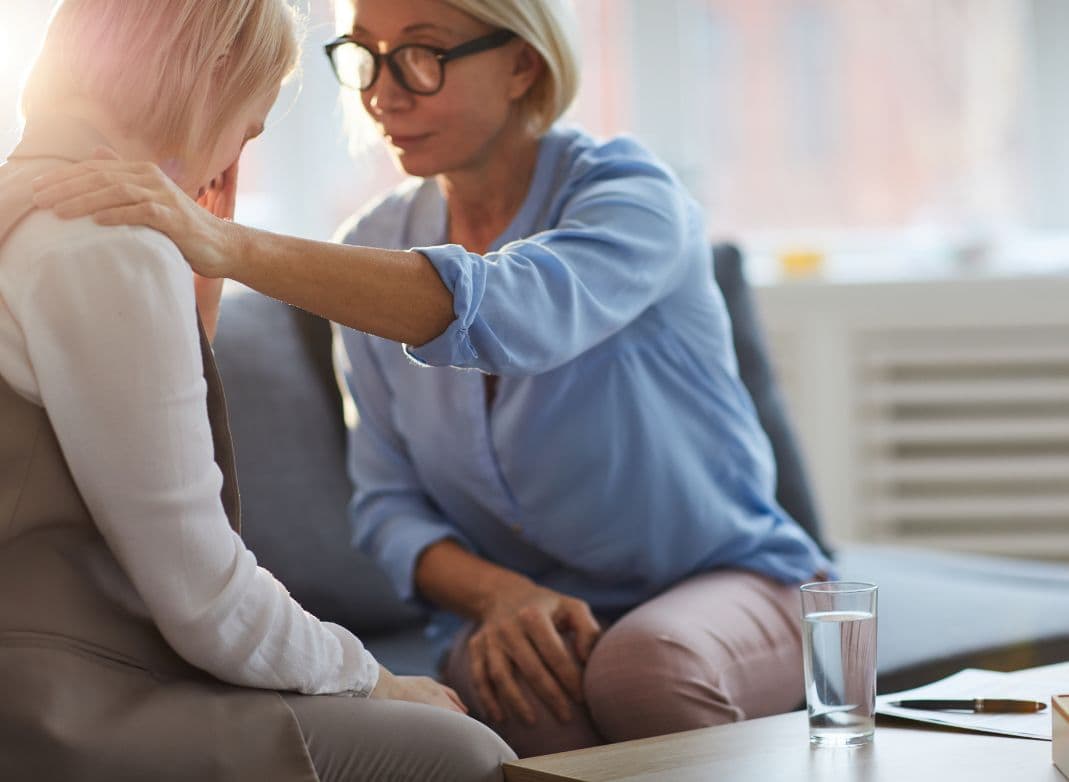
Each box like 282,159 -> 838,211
335,0 -> 581,144
21,0 -> 302,160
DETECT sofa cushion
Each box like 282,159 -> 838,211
837,545 -> 1069,692
213,285 -> 423,635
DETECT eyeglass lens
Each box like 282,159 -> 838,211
333,43 -> 443,94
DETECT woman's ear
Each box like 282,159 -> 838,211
507,42 -> 546,101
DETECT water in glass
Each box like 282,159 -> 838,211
803,609 -> 877,747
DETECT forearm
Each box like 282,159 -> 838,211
414,540 -> 532,620
232,226 -> 454,346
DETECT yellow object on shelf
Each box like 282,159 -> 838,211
1055,695 -> 1069,779
779,248 -> 825,279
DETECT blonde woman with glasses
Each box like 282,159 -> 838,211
0,2 -> 514,779
35,0 -> 834,759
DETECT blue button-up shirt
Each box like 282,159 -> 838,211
338,125 -> 831,633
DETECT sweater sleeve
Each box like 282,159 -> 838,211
405,152 -> 696,375
10,223 -> 379,696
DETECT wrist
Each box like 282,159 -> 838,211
473,568 -> 533,620
413,540 -> 535,621
216,218 -> 248,279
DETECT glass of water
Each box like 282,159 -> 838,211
800,581 -> 878,747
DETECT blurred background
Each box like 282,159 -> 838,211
2,0 -> 1068,557
5,0 -> 1069,275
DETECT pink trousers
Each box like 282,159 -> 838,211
442,569 -> 806,758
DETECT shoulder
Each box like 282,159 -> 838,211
548,125 -> 679,191
543,126 -> 691,220
332,177 -> 434,248
6,210 -> 185,266
541,126 -> 698,242
2,210 -> 192,300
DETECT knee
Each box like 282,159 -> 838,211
430,712 -> 517,782
582,621 -> 741,743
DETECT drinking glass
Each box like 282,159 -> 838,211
800,581 -> 878,747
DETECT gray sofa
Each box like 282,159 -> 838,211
213,245 -> 1069,693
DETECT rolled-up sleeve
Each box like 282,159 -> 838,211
341,328 -> 472,601
405,155 -> 695,375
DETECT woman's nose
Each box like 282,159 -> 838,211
367,65 -> 413,114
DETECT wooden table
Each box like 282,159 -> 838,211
504,712 -> 1062,781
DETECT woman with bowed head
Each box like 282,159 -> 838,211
34,0 -> 834,759
0,1 -> 513,779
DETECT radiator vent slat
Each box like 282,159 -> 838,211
865,379 -> 1069,405
872,496 -> 1069,522
857,325 -> 1069,558
863,345 -> 1069,367
868,420 -> 1069,444
870,457 -> 1069,483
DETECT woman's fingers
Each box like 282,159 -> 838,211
32,160 -> 173,219
93,203 -> 167,231
91,145 -> 122,161
520,610 -> 585,705
484,641 -> 536,725
501,622 -> 575,722
195,159 -> 240,221
384,675 -> 468,715
31,170 -> 109,207
30,158 -> 235,280
436,685 -> 467,714
559,600 -> 602,664
198,184 -> 221,218
443,685 -> 469,714
29,161 -> 104,192
216,159 -> 240,221
31,159 -> 157,195
51,183 -> 160,220
35,174 -> 163,216
469,638 -> 505,723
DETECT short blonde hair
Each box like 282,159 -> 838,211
335,0 -> 580,147
21,0 -> 302,159
441,0 -> 581,135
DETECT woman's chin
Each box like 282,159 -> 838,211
390,154 -> 439,179
384,143 -> 453,179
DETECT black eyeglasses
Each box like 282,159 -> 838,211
325,29 -> 516,96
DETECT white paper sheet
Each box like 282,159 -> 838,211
876,661 -> 1069,740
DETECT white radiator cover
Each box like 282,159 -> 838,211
755,275 -> 1069,560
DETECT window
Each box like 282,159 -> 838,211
4,0 -> 1067,280
576,0 -> 1069,279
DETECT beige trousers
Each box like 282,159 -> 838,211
443,570 -> 805,758
282,693 -> 515,781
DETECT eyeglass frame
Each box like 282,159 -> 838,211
324,28 -> 517,96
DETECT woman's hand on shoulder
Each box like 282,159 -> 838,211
31,148 -> 241,280
369,666 -> 469,715
468,577 -> 602,726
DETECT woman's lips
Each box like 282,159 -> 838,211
386,133 -> 432,149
